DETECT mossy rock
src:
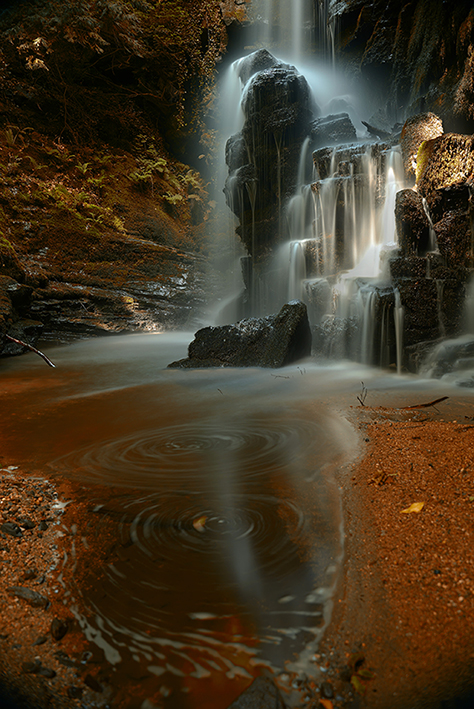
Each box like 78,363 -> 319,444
416,133 -> 474,204
0,238 -> 25,283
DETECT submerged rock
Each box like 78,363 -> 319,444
226,676 -> 285,709
168,300 -> 312,369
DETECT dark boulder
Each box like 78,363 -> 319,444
224,61 -> 315,263
168,300 -> 312,369
236,49 -> 287,86
241,66 -> 314,136
227,676 -> 285,709
427,183 -> 471,224
434,212 -> 473,269
394,188 -> 431,256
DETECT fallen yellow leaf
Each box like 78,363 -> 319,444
319,699 -> 333,709
401,501 -> 425,514
193,515 -> 207,532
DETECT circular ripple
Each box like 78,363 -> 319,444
57,417 -> 342,686
51,419 -> 318,489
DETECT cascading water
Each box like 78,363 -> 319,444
220,0 -> 408,370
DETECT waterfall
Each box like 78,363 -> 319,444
464,273 -> 474,333
422,197 -> 439,253
288,241 -> 306,300
218,0 -> 411,369
394,287 -> 404,374
252,0 -> 308,61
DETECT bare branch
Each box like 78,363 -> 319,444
5,335 -> 56,368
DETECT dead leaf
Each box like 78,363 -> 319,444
348,651 -> 365,671
401,501 -> 425,514
193,516 -> 207,532
351,674 -> 366,696
319,699 -> 333,709
358,668 -> 375,679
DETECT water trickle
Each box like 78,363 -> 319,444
422,197 -> 439,254
435,279 -> 446,338
394,287 -> 404,375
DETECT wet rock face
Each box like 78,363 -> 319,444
168,300 -> 312,369
236,48 -> 287,86
330,1 -> 474,131
389,116 -> 474,370
400,112 -> 444,179
395,188 -> 431,256
310,113 -> 357,148
224,50 -> 315,261
416,133 -> 474,204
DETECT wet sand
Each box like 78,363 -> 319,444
316,398 -> 474,708
2,396 -> 474,708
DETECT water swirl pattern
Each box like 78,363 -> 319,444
0,334 -> 363,707
53,413 -> 343,705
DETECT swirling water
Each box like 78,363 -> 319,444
0,332 -> 461,707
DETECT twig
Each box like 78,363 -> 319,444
5,335 -> 56,368
400,396 -> 448,410
271,374 -> 290,379
357,381 -> 368,406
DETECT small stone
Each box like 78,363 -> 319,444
18,518 -> 36,530
67,686 -> 83,699
37,666 -> 56,679
51,618 -> 69,641
22,659 -> 42,674
38,520 -> 48,531
32,635 -> 48,646
54,650 -> 77,667
84,674 -> 103,693
1,522 -> 23,538
7,586 -> 49,608
321,680 -> 334,699
22,568 -> 38,581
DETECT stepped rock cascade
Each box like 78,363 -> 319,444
220,2 -> 474,374
223,43 -> 410,368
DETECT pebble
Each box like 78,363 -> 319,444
67,686 -> 83,699
84,673 -> 103,693
22,568 -> 38,581
321,680 -> 334,698
21,659 -> 56,678
51,618 -> 69,641
54,650 -> 78,668
31,636 -> 48,646
1,522 -> 23,538
7,586 -> 49,608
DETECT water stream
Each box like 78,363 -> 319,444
0,336 -> 356,707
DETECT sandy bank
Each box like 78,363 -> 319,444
316,398 -> 474,708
